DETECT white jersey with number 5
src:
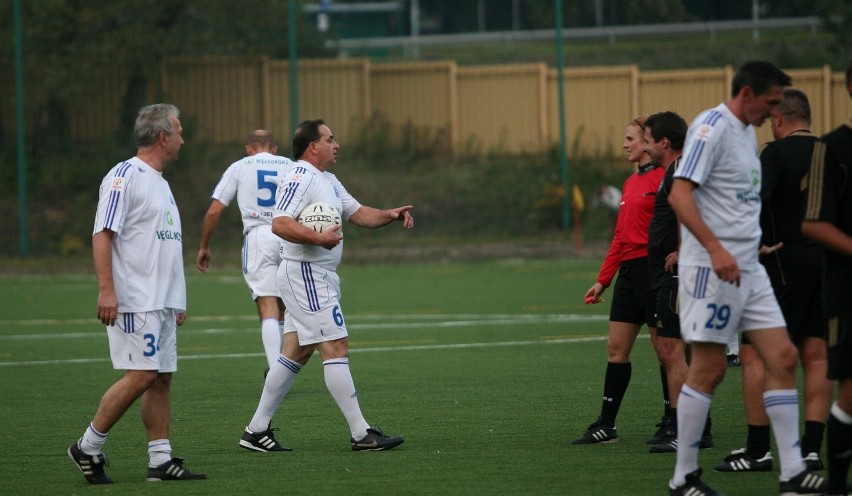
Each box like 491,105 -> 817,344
273,160 -> 361,271
675,103 -> 763,268
211,152 -> 294,235
93,157 -> 186,313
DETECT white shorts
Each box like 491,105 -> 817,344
278,260 -> 348,345
678,264 -> 786,345
107,309 -> 178,372
242,225 -> 283,299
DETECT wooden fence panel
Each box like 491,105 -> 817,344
369,62 -> 457,140
267,59 -> 371,147
830,71 -> 852,132
9,57 -> 848,156
548,66 -> 636,157
457,64 -> 548,153
163,57 -> 265,143
639,68 -> 729,126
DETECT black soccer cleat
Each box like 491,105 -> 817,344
68,439 -> 113,484
146,457 -> 207,481
669,468 -> 725,496
713,448 -> 773,472
779,469 -> 826,495
803,452 -> 823,471
571,419 -> 618,445
239,425 -> 292,452
650,432 -> 714,453
647,415 -> 675,444
351,426 -> 404,451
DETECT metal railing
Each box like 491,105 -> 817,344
326,16 -> 822,54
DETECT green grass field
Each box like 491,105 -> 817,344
0,259 -> 808,495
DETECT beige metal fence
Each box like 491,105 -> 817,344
5,57 -> 849,156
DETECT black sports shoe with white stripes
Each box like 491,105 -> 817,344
146,457 -> 207,481
779,469 -> 826,495
67,439 -> 113,484
239,425 -> 292,452
713,448 -> 772,472
571,419 -> 618,444
669,468 -> 723,496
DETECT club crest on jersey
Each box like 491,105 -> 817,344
111,177 -> 124,191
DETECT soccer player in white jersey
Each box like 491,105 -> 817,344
666,62 -> 826,496
197,130 -> 295,369
239,119 -> 413,453
67,104 -> 206,484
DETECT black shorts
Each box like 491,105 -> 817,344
609,257 -> 656,329
828,315 -> 852,380
742,278 -> 826,345
654,286 -> 681,339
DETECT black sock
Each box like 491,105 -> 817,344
659,365 -> 672,418
599,362 -> 631,428
746,424 -> 771,458
801,420 -> 825,456
827,411 -> 852,493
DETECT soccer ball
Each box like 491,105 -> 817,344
298,202 -> 342,233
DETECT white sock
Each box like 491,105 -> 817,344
765,389 -> 807,479
147,438 -> 172,467
80,422 -> 108,455
261,318 -> 282,368
323,358 -> 370,440
672,385 -> 712,487
248,356 -> 302,433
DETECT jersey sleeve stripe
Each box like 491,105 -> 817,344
804,141 -> 827,220
680,139 -> 706,179
276,167 -> 310,211
103,161 -> 134,229
703,110 -> 723,126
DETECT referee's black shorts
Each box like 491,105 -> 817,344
742,277 -> 826,345
654,285 -> 681,339
828,315 -> 852,381
609,257 -> 656,329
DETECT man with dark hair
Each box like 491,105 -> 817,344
715,88 -> 832,474
666,61 -> 825,495
239,119 -> 414,452
802,59 -> 852,496
642,111 -> 713,454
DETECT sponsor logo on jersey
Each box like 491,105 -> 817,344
334,186 -> 341,198
696,124 -> 712,141
735,190 -> 761,203
156,230 -> 182,241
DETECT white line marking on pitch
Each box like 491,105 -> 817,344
0,333 -> 644,367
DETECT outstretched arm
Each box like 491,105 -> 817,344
349,205 -> 414,229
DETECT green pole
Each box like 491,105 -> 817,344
14,0 -> 28,257
555,0 -> 570,231
289,0 -> 299,134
